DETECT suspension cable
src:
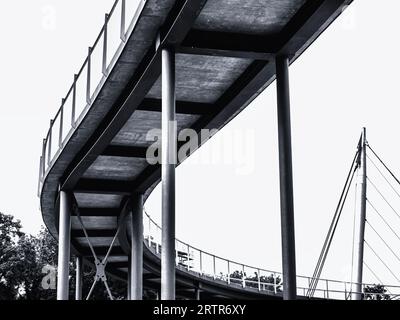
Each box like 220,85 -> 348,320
368,177 -> 400,221
307,150 -> 359,297
367,154 -> 400,200
367,199 -> 400,243
364,261 -> 384,285
367,144 -> 400,186
365,240 -> 400,282
308,155 -> 358,297
365,219 -> 400,264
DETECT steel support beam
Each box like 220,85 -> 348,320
139,98 -> 213,115
57,191 -> 72,300
127,260 -> 132,300
75,256 -> 83,300
161,47 -> 176,300
276,56 -> 297,300
80,246 -> 125,257
353,128 -> 367,300
72,208 -> 120,217
75,179 -> 132,195
72,229 -> 118,238
180,30 -> 276,60
130,193 -> 144,300
102,145 -> 148,158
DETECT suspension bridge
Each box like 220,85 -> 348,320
37,0 -> 400,300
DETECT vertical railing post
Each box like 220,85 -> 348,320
326,280 -> 329,299
72,75 -> 77,128
59,99 -> 65,148
48,120 -> 54,165
37,156 -> 43,196
186,244 -> 190,270
274,273 -> 277,294
38,156 -> 42,179
213,255 -> 216,280
86,47 -> 92,105
242,265 -> 246,288
257,269 -> 261,291
120,0 -> 126,41
227,261 -> 231,285
42,139 -> 46,177
175,240 -> 179,266
199,251 -> 203,275
103,14 -> 109,76
148,215 -> 152,246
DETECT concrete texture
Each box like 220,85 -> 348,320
194,0 -> 307,35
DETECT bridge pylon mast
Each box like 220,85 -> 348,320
353,127 -> 367,300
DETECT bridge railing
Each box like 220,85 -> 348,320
143,210 -> 400,300
38,0 -> 144,196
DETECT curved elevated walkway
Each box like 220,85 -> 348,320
37,0 -> 374,299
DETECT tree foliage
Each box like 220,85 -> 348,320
363,284 -> 390,300
0,213 -> 25,299
229,270 -> 282,292
0,212 -> 126,300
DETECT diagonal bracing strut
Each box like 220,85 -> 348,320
72,199 -> 126,300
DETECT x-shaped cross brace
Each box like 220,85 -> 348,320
72,202 -> 126,300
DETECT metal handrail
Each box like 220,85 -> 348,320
143,210 -> 400,300
38,0 -> 145,196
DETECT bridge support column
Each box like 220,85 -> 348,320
130,193 -> 144,300
195,288 -> 201,300
161,46 -> 177,300
127,259 -> 132,300
276,56 -> 297,300
353,128 -> 367,300
57,191 -> 72,300
75,256 -> 83,300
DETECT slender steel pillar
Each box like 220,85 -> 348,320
195,288 -> 201,300
75,256 -> 83,300
130,194 -> 144,300
353,128 -> 367,300
127,260 -> 132,300
57,191 -> 72,300
276,56 -> 297,300
161,47 -> 177,300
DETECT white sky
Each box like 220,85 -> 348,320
1,0 -> 400,289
